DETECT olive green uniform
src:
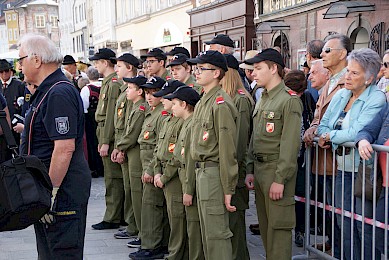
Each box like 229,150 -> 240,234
95,72 -> 123,224
190,85 -> 238,260
174,115 -> 205,260
185,75 -> 202,94
247,82 -> 302,260
230,91 -> 252,260
113,83 -> 136,234
117,99 -> 148,238
154,116 -> 186,260
138,103 -> 170,249
161,70 -> 172,81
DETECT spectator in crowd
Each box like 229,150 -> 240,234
302,61 -> 310,75
239,50 -> 261,102
356,102 -> 389,258
77,76 -> 90,89
284,70 -> 316,247
303,34 -> 351,255
308,59 -> 329,95
206,34 -> 234,54
62,54 -> 84,91
377,50 -> 389,99
0,93 -> 11,163
318,48 -> 386,260
19,33 -> 91,259
305,40 -> 325,101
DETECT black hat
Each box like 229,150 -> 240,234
139,76 -> 166,89
140,48 -> 166,60
223,54 -> 239,70
166,54 -> 189,67
89,48 -> 117,64
153,80 -> 186,97
187,50 -> 228,72
244,48 -> 285,68
0,59 -> 12,71
122,75 -> 148,86
205,34 -> 234,48
164,86 -> 200,107
62,55 -> 76,65
117,53 -> 141,68
165,47 -> 190,58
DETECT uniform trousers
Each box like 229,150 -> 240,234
195,165 -> 233,260
120,159 -> 137,234
127,144 -> 143,237
164,175 -> 188,260
254,160 -> 296,260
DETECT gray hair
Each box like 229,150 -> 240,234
77,77 -> 90,89
325,34 -> 351,54
18,34 -> 62,65
310,59 -> 328,73
86,66 -> 100,81
347,48 -> 381,83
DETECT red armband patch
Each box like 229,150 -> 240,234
238,89 -> 245,95
216,96 -> 224,104
287,89 -> 297,96
139,105 -> 146,111
162,110 -> 169,116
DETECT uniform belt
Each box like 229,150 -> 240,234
255,154 -> 279,162
97,122 -> 105,127
195,161 -> 219,168
140,144 -> 154,150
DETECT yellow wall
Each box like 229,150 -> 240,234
5,10 -> 19,45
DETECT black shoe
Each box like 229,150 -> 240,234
91,171 -> 99,178
91,221 -> 120,230
114,230 -> 137,239
129,248 -> 164,260
295,231 -> 304,247
249,223 -> 260,235
127,237 -> 141,248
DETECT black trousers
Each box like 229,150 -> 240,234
84,111 -> 103,175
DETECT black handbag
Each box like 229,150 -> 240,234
0,110 -> 52,232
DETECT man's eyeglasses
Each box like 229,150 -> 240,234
382,62 -> 389,68
17,55 -> 29,66
322,47 -> 343,54
193,66 -> 216,74
145,59 -> 159,65
0,69 -> 10,73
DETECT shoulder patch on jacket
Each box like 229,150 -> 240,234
112,77 -> 118,83
216,96 -> 224,104
287,89 -> 297,96
161,110 -> 169,116
238,89 -> 245,95
165,76 -> 171,80
139,105 -> 146,111
188,84 -> 194,88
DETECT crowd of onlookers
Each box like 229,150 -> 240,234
1,32 -> 389,260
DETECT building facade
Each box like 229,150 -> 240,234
254,0 -> 389,69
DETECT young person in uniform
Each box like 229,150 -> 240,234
163,86 -> 204,260
167,54 -> 202,93
116,75 -> 148,245
244,49 -> 303,260
128,77 -> 169,259
110,53 -> 140,239
152,80 -> 187,259
90,48 -> 124,230
221,54 -> 253,260
187,50 -> 238,260
141,48 -> 172,81
165,46 -> 190,66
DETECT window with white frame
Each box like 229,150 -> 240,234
7,14 -> 11,21
50,16 -> 58,27
35,14 -> 45,28
13,28 -> 18,40
8,29 -> 12,41
12,14 -> 16,20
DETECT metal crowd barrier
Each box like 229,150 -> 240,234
293,139 -> 389,260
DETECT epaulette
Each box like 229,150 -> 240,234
188,84 -> 194,88
216,96 -> 224,104
112,77 -> 118,83
162,110 -> 169,116
139,105 -> 146,112
287,89 -> 297,96
166,76 -> 172,80
238,89 -> 245,95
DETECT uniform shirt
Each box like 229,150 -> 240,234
113,83 -> 133,147
161,70 -> 172,81
95,72 -> 122,144
247,81 -> 303,185
233,90 -> 253,187
117,99 -> 148,152
153,115 -> 184,184
190,85 -> 239,195
0,77 -> 25,118
185,75 -> 202,94
173,115 -> 196,195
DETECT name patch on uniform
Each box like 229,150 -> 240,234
55,117 -> 70,134
168,143 -> 175,153
266,122 -> 274,133
203,131 -> 209,141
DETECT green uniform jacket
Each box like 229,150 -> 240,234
190,85 -> 239,195
233,91 -> 253,187
161,70 -> 172,81
185,75 -> 202,94
247,81 -> 303,184
137,103 -> 168,173
114,83 -> 133,147
152,116 -> 184,184
117,99 -> 148,152
95,72 -> 122,144
173,115 -> 196,195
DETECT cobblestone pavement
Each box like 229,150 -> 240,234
0,177 -> 319,260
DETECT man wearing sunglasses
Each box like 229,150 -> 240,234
377,50 -> 389,96
0,59 -> 25,145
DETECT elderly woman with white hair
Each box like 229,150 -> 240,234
318,48 -> 386,260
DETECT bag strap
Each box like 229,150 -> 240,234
27,80 -> 73,155
0,110 -> 18,153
